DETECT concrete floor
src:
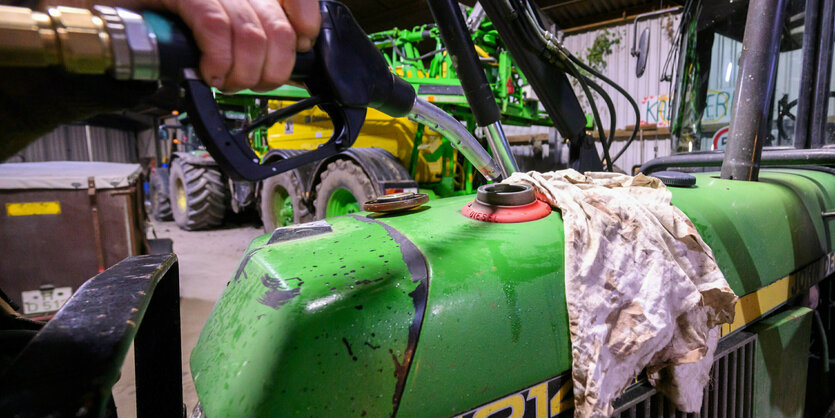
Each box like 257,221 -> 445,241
112,219 -> 265,417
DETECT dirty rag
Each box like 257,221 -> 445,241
504,170 -> 737,417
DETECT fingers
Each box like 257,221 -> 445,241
168,0 -> 233,89
215,0 -> 269,92
279,0 -> 321,51
248,0 -> 296,91
162,0 -> 321,92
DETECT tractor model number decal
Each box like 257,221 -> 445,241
721,251 -> 835,337
455,373 -> 574,418
789,250 -> 835,297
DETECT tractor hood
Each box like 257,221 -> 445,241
190,195 -> 570,416
190,169 -> 835,417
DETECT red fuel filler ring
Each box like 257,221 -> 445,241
462,183 -> 551,223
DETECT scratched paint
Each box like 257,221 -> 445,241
190,169 -> 835,417
257,274 -> 303,310
347,214 -> 429,411
190,215 -> 424,417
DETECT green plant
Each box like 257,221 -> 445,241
585,29 -> 621,72
569,28 -> 623,119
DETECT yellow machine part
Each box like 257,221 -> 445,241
266,101 -> 450,184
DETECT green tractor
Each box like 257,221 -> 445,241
149,106 -> 267,231
188,0 -> 835,416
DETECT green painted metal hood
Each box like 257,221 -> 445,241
190,197 -> 569,417
191,168 -> 835,417
670,169 -> 835,295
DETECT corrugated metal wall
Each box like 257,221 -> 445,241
562,13 -> 681,131
560,13 -> 680,169
6,125 -> 138,163
492,14 -> 682,171
596,136 -> 672,173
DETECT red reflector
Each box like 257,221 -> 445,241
385,188 -> 404,194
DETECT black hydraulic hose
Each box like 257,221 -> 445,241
398,47 -> 447,62
508,0 -> 550,57
584,76 -> 617,159
561,49 -> 641,165
638,148 -> 835,174
508,2 -> 617,171
566,61 -> 613,171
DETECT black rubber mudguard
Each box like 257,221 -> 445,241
310,147 -> 417,197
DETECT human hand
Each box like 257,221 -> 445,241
167,0 -> 320,92
78,0 -> 320,92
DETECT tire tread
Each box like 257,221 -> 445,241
170,159 -> 228,230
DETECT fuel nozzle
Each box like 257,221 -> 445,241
408,98 -> 501,181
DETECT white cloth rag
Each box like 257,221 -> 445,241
504,170 -> 737,417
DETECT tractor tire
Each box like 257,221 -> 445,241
169,159 -> 228,230
260,171 -> 311,232
313,160 -> 376,219
149,170 -> 173,221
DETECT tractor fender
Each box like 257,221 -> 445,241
170,151 -> 218,167
259,149 -> 318,220
309,147 -> 417,199
261,149 -> 319,195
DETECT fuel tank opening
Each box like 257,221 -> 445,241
462,183 -> 551,223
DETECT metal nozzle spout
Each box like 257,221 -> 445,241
408,97 -> 502,181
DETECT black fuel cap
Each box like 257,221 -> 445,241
476,184 -> 536,206
651,171 -> 696,188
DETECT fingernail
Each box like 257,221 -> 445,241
210,76 -> 224,89
298,37 -> 313,52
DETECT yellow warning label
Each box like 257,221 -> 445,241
5,201 -> 61,216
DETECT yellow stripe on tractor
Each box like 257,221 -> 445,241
720,251 -> 835,337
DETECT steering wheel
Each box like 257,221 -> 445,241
777,92 -> 835,145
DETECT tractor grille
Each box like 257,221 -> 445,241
611,331 -> 757,418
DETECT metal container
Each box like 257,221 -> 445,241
0,161 -> 146,317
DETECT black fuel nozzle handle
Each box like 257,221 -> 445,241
144,0 -> 416,181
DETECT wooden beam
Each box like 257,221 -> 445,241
589,125 -> 671,141
555,4 -> 680,34
507,133 -> 550,144
541,0 -> 586,12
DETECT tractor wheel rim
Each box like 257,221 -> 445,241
176,180 -> 187,213
326,188 -> 360,217
272,187 -> 294,227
